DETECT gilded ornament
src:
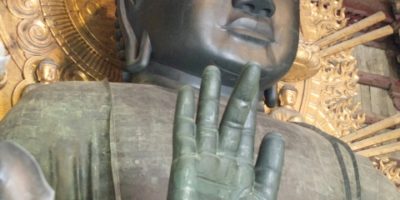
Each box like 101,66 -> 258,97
300,0 -> 346,42
6,0 -> 39,19
270,84 -> 305,123
84,1 -> 101,15
36,59 -> 59,84
40,0 -> 122,81
277,0 -> 364,138
17,18 -> 56,56
11,80 -> 31,106
0,0 -> 122,118
281,1 -> 391,138
61,66 -> 90,81
373,157 -> 400,189
319,51 -> 365,137
282,38 -> 321,82
11,56 -> 45,105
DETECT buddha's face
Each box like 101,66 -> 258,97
280,89 -> 297,106
127,0 -> 299,88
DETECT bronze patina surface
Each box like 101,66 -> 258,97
1,80 -> 400,199
0,0 -> 369,139
0,0 -> 400,199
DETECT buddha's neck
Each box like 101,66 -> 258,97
129,62 -> 234,96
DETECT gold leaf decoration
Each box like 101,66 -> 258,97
373,157 -> 400,189
300,0 -> 347,42
17,18 -> 56,56
6,0 -> 40,19
40,0 -> 122,81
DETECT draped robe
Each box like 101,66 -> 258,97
0,82 -> 399,200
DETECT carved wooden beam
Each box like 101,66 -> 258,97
351,128 -> 400,151
320,26 -> 394,57
357,141 -> 400,157
342,113 -> 400,142
358,70 -> 400,111
358,70 -> 392,89
343,0 -> 394,24
364,112 -> 389,125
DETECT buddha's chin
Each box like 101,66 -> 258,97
213,54 -> 278,77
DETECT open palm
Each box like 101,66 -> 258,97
168,65 -> 285,200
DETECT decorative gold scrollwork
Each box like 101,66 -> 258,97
0,0 -> 122,119
17,18 -> 56,56
373,157 -> 400,189
40,0 -> 122,81
61,66 -> 91,81
6,0 -> 40,19
300,0 -> 347,42
319,51 -> 364,137
277,0 -> 364,138
11,56 -> 44,105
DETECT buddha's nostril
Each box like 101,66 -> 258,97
259,8 -> 273,17
241,4 -> 255,13
233,0 -> 275,17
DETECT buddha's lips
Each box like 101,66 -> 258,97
224,17 -> 274,45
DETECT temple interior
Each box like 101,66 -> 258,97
1,0 -> 400,199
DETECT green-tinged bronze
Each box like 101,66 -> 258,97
2,76 -> 400,199
1,0 -> 400,199
168,65 -> 284,200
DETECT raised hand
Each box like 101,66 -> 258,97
168,65 -> 285,200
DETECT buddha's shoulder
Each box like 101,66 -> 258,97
22,82 -> 177,103
25,82 -> 174,96
16,81 -> 314,132
2,82 -> 175,125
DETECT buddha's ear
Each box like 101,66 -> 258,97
0,142 -> 54,200
116,0 -> 152,74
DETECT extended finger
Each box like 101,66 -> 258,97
254,132 -> 285,200
236,89 -> 258,164
219,64 -> 260,157
173,86 -> 196,159
196,66 -> 221,154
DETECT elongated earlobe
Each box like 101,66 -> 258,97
116,0 -> 152,74
125,31 -> 152,73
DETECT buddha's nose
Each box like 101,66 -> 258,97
232,0 -> 275,17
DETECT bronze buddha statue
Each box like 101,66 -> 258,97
115,0 -> 298,91
1,0 -> 400,199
